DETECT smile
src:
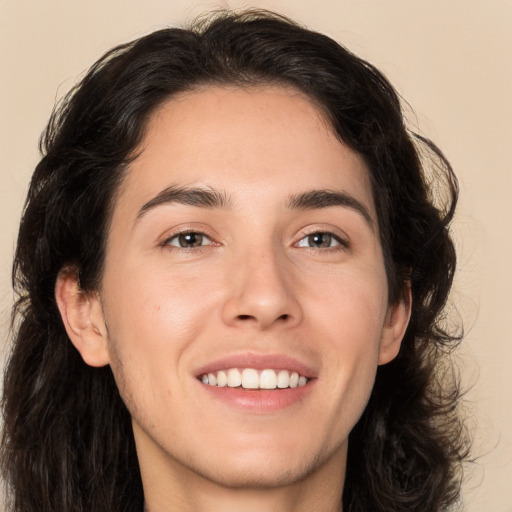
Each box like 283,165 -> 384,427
200,368 -> 309,390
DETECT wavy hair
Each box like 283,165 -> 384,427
2,10 -> 469,512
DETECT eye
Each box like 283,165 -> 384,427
296,232 -> 345,249
164,232 -> 212,248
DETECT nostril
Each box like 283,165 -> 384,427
236,314 -> 290,322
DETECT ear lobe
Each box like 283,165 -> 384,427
378,286 -> 412,365
55,268 -> 110,367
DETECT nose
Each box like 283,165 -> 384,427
221,247 -> 303,330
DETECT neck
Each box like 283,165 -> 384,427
145,488 -> 343,512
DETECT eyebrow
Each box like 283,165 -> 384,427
136,185 -> 232,220
287,189 -> 374,228
136,185 -> 374,228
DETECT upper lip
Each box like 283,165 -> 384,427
194,352 -> 317,379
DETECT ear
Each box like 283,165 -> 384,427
378,285 -> 412,365
55,268 -> 110,367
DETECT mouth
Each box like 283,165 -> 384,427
199,368 -> 309,390
194,353 -> 316,412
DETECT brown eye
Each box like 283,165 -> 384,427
166,232 -> 210,248
297,232 -> 341,249
308,233 -> 333,248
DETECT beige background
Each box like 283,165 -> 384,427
1,1 -> 511,510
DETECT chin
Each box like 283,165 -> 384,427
184,436 -> 338,491
195,456 -> 317,490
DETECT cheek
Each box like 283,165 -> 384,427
103,259 -> 219,347
309,264 -> 388,343
311,271 -> 387,396
100,261 -> 226,418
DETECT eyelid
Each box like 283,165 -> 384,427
294,226 -> 350,249
165,232 -> 212,248
159,225 -> 220,249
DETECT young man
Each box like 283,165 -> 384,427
2,10 -> 468,512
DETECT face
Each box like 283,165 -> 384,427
71,86 -> 408,491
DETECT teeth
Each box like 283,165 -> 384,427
277,370 -> 290,388
241,368 -> 259,389
227,368 -> 242,388
200,368 -> 309,390
259,369 -> 277,389
217,370 -> 227,387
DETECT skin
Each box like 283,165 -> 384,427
56,86 -> 410,512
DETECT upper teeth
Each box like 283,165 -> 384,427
200,368 -> 309,389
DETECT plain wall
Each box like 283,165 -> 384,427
1,1 -> 511,510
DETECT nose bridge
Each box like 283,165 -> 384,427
222,241 -> 302,329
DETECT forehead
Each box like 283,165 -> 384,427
113,85 -> 375,220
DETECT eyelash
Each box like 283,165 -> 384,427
295,231 -> 349,251
161,229 -> 349,252
161,230 -> 215,250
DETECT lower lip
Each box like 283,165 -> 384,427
199,381 -> 315,413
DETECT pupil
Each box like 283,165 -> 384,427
309,233 -> 331,247
179,233 -> 202,247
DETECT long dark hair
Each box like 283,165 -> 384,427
2,10 -> 469,512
